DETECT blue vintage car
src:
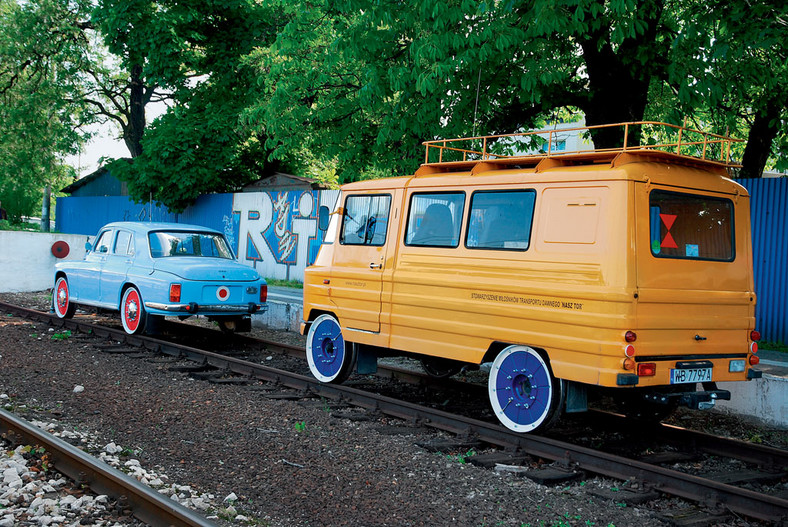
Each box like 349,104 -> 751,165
53,222 -> 267,334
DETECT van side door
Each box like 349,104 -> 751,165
331,193 -> 392,333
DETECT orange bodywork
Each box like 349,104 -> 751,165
303,124 -> 758,390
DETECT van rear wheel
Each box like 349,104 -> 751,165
306,314 -> 357,383
488,346 -> 563,433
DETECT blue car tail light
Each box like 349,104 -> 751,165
169,283 -> 182,302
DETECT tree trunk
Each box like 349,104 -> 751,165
124,63 -> 145,158
739,97 -> 782,179
578,0 -> 664,149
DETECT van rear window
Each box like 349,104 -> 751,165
649,190 -> 734,261
466,190 -> 536,250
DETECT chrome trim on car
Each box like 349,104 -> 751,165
145,302 -> 267,313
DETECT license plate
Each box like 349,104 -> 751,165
670,367 -> 712,384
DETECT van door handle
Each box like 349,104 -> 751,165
369,262 -> 382,269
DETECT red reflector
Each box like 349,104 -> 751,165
624,344 -> 635,357
750,330 -> 761,342
169,283 -> 181,302
625,331 -> 637,343
260,284 -> 268,303
750,342 -> 758,355
749,354 -> 760,365
637,363 -> 656,376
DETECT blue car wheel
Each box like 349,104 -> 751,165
488,345 -> 563,433
306,314 -> 356,383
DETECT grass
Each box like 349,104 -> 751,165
265,278 -> 303,289
760,340 -> 788,353
0,220 -> 42,232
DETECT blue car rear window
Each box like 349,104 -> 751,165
148,231 -> 233,259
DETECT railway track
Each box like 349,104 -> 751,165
2,301 -> 787,524
0,408 -> 216,527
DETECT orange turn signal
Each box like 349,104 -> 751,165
623,358 -> 636,370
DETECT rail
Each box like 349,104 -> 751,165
423,121 -> 743,167
0,409 -> 217,527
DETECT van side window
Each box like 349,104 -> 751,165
340,194 -> 391,246
405,192 -> 465,247
466,190 -> 536,250
649,190 -> 734,261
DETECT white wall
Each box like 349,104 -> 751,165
0,231 -> 91,293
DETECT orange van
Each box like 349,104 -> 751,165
301,122 -> 761,433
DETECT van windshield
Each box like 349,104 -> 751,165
148,231 -> 233,259
649,190 -> 734,261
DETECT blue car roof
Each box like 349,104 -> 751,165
101,221 -> 222,235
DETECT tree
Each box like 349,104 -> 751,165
247,0 -> 786,182
668,0 -> 788,177
97,0 -> 288,211
0,0 -> 93,220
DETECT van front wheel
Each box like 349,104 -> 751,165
488,346 -> 563,433
306,314 -> 357,383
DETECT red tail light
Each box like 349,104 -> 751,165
260,284 -> 268,303
750,330 -> 761,342
637,363 -> 656,376
749,354 -> 760,365
624,331 -> 637,343
169,283 -> 181,302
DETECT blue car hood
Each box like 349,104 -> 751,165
153,258 -> 262,282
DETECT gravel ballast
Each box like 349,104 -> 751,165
0,293 -> 783,526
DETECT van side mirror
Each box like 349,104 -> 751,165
85,242 -> 92,251
318,205 -> 330,231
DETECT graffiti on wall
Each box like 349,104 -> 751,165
233,190 -> 339,280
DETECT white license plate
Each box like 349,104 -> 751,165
670,367 -> 712,384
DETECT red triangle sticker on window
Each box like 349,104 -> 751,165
661,232 -> 678,249
660,214 -> 677,230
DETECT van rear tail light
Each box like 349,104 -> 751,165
623,358 -> 636,370
637,363 -> 656,376
750,330 -> 761,342
624,331 -> 637,343
169,283 -> 182,302
749,354 -> 760,366
260,284 -> 268,303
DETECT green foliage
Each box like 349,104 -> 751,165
96,0 -> 289,211
0,0 -> 95,220
246,0 -> 786,181
50,330 -> 72,341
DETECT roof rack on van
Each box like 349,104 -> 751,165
422,121 -> 743,171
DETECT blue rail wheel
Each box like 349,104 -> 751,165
488,346 -> 564,433
306,314 -> 357,383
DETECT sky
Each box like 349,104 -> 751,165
65,125 -> 128,178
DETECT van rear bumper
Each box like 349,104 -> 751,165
645,384 -> 730,410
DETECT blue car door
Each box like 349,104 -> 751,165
71,229 -> 112,303
99,229 -> 135,307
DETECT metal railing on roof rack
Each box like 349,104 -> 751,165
423,121 -> 743,167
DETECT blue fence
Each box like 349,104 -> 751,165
739,178 -> 788,344
56,180 -> 787,343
